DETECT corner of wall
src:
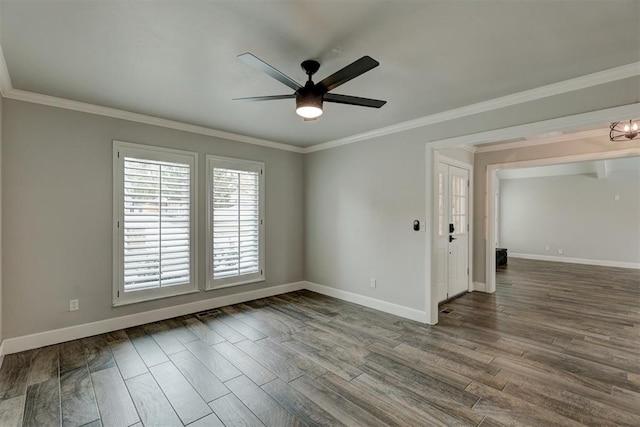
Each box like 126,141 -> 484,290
304,281 -> 429,323
472,282 -> 487,292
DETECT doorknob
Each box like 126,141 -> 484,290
449,235 -> 457,242
449,223 -> 455,233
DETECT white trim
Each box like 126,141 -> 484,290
0,34 -> 636,155
305,62 -> 640,153
304,281 -> 428,323
1,280 -> 434,356
206,278 -> 266,291
595,160 -> 609,179
206,155 -> 266,290
509,253 -> 640,270
0,341 -> 5,368
430,103 -> 640,149
486,167 -> 498,294
488,147 -> 640,171
1,281 -> 306,356
435,154 -> 473,169
5,88 -> 634,156
474,128 -> 609,153
472,282 -> 487,292
113,141 -> 199,306
425,148 -> 437,324
431,153 -> 474,322
3,88 -> 305,154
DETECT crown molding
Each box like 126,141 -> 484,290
0,36 -> 637,155
304,62 -> 640,153
0,42 -> 303,153
474,128 -> 609,153
428,103 -> 640,150
0,42 -> 304,153
3,89 -> 305,153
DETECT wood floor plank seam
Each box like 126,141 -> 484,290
108,338 -> 150,427
2,258 -> 638,426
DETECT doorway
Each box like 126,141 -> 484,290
434,159 -> 471,302
485,148 -> 640,292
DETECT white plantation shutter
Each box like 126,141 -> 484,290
114,142 -> 197,305
207,156 -> 264,288
123,158 -> 191,289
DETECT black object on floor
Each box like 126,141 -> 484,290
496,248 -> 508,268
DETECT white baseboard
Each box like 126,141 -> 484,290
472,282 -> 488,292
304,281 -> 428,323
509,253 -> 640,270
2,279 -> 434,357
1,281 -> 306,356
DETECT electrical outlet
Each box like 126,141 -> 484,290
70,299 -> 79,312
557,249 -> 563,255
614,194 -> 620,201
545,245 -> 550,251
370,278 -> 376,288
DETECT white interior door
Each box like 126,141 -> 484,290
435,162 -> 470,302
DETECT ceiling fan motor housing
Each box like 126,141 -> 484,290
296,86 -> 322,113
296,81 -> 324,110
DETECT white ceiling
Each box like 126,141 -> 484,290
1,0 -> 639,147
497,156 -> 640,180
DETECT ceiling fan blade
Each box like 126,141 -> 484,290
238,53 -> 302,90
233,94 -> 296,102
316,56 -> 380,93
324,93 -> 386,108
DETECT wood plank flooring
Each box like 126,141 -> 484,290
0,258 -> 638,426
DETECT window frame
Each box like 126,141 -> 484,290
206,155 -> 265,290
113,140 -> 198,306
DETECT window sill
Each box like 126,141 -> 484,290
113,288 -> 200,307
206,277 -> 265,291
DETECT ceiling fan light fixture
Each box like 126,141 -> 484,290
610,119 -> 639,141
236,53 -> 385,119
296,91 -> 323,119
296,105 -> 323,119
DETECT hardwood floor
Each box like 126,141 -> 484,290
0,258 -> 638,426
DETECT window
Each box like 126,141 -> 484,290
207,155 -> 265,289
113,141 -> 198,305
451,174 -> 467,235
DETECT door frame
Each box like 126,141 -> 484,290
425,103 -> 639,325
485,147 -> 640,293
433,152 -> 474,301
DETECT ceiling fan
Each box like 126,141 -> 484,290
234,53 -> 386,120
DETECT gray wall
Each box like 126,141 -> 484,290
499,171 -> 640,263
474,138 -> 640,284
305,137 -> 428,310
2,73 -> 638,337
2,99 -> 304,338
306,78 -> 638,321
